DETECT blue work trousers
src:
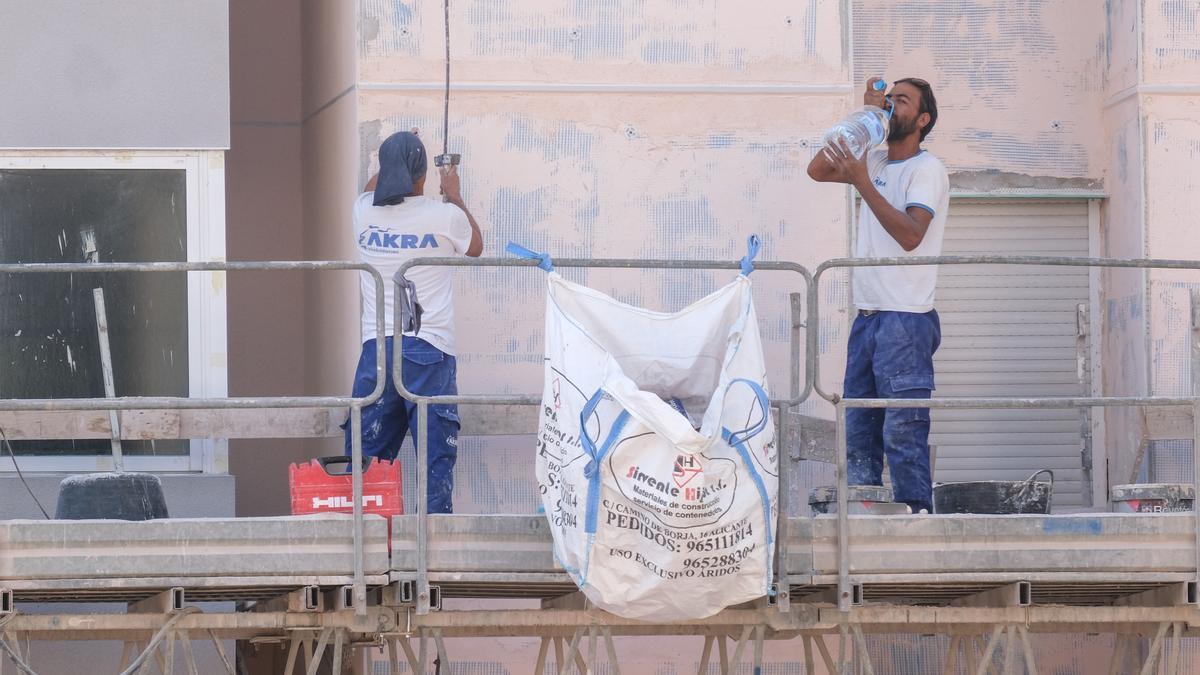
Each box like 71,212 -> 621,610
843,310 -> 941,513
344,336 -> 460,513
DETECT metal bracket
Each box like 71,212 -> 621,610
389,579 -> 438,610
796,583 -> 862,606
128,587 -> 186,614
329,585 -> 363,611
384,579 -> 417,607
768,582 -> 791,613
434,153 -> 461,167
290,585 -> 322,612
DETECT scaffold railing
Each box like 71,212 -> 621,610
4,254 -> 1200,673
810,256 -> 1200,612
0,260 -> 389,617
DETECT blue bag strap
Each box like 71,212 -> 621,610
578,389 -> 607,460
722,427 -> 777,596
578,386 -> 633,581
719,377 -> 776,597
583,409 -> 629,536
739,235 -> 762,276
724,378 -> 771,447
505,241 -> 554,272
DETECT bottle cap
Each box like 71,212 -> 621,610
873,79 -> 886,91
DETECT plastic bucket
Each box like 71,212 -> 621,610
933,469 -> 1054,515
1111,483 -> 1194,513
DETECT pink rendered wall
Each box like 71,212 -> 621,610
1099,0 -> 1149,487
1141,0 -> 1200,487
357,0 -> 853,426
853,0 -> 1107,178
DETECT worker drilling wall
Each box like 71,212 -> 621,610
352,0 -> 854,450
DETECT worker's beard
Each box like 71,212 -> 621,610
887,114 -> 919,142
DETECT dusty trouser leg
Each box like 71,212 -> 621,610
343,336 -> 407,460
422,404 -> 460,513
880,385 -> 933,512
873,310 -> 941,513
843,313 -> 886,486
397,336 -> 461,514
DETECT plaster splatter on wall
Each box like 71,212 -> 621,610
357,90 -> 839,401
359,0 -> 846,82
1151,0 -> 1200,68
853,0 -> 1104,177
360,0 -> 422,58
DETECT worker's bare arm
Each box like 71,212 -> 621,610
822,139 -> 930,251
807,151 -> 846,183
439,166 -> 483,257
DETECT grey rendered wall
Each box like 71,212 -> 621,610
0,0 -> 230,149
0,474 -> 234,519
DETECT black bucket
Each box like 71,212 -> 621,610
55,472 -> 169,520
933,469 -> 1053,515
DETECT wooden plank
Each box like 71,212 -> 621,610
0,405 -> 839,468
0,404 -> 535,440
0,408 -> 341,441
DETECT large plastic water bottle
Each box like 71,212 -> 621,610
822,80 -> 891,157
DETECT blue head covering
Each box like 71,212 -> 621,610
373,131 -> 428,206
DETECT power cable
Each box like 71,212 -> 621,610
442,0 -> 451,159
0,425 -> 50,519
434,0 -> 459,167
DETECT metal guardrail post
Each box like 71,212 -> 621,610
1191,289 -> 1200,594
417,400 -> 432,614
350,403 -> 366,615
835,402 -> 851,612
0,261 -> 388,619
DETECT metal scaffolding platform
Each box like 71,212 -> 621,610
5,256 -> 1200,673
2,512 -> 1199,673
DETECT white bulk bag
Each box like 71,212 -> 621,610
513,238 -> 779,621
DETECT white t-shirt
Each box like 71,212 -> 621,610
853,149 -> 950,313
353,193 -> 473,355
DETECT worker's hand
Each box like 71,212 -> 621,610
821,138 -> 870,189
439,165 -> 462,205
864,77 -> 887,109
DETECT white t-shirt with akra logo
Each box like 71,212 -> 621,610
853,148 -> 950,313
354,193 -> 473,355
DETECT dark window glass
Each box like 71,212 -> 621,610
0,169 -> 189,456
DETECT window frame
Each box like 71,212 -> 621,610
0,150 -> 228,474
